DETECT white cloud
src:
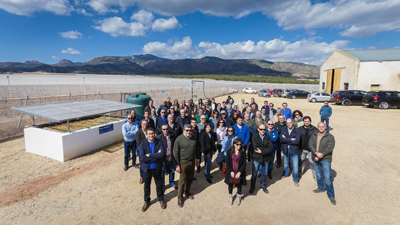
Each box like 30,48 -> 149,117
59,30 -> 83,39
142,36 -> 350,65
143,36 -> 197,58
94,11 -> 179,37
152,17 -> 180,32
93,17 -> 147,37
0,0 -> 73,16
61,47 -> 81,54
52,56 -> 59,59
131,9 -> 154,25
85,0 -> 400,38
76,8 -> 93,16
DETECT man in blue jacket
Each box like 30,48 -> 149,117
281,102 -> 292,121
156,109 -> 168,133
280,118 -> 301,186
266,120 -> 279,179
319,101 -> 332,132
233,116 -> 250,154
139,128 -> 166,212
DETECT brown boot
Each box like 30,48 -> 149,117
139,177 -> 144,184
142,202 -> 149,212
178,199 -> 183,208
160,201 -> 166,209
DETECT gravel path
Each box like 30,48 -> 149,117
0,93 -> 399,224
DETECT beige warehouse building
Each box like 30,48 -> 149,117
319,48 -> 400,94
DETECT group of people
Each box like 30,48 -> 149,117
122,96 -> 336,211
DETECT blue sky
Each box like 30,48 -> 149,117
0,0 -> 399,65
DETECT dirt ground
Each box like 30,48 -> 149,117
0,93 -> 399,225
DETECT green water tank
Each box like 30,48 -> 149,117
125,93 -> 151,119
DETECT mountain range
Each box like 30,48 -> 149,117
0,54 -> 320,77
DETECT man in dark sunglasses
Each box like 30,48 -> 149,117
156,109 -> 168,133
122,115 -> 139,171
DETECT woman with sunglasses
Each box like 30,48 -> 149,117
230,111 -> 239,125
292,110 -> 304,128
221,126 -> 238,159
225,138 -> 246,206
200,123 -> 216,184
216,118 -> 227,154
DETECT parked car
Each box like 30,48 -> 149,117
363,91 -> 400,109
262,88 -> 273,94
287,90 -> 310,99
243,88 -> 258,94
308,92 -> 332,103
232,89 -> 238,93
281,89 -> 297,98
258,89 -> 272,97
332,90 -> 368,106
272,89 -> 283,97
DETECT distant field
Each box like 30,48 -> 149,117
149,74 -> 320,84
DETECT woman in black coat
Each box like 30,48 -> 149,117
200,123 -> 216,184
225,138 -> 246,206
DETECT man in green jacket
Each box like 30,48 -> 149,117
173,124 -> 201,208
309,122 -> 336,205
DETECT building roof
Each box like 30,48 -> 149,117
340,48 -> 400,61
11,99 -> 141,122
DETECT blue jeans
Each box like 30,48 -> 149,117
276,143 -> 282,165
314,160 -> 335,198
124,141 -> 137,167
268,148 -> 276,174
283,152 -> 299,182
321,116 -> 330,132
251,160 -> 269,189
204,151 -> 214,179
162,160 -> 176,188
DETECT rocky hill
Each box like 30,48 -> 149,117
0,54 -> 320,77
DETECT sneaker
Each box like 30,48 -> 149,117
236,194 -> 243,206
229,194 -> 233,205
313,189 -> 325,193
124,166 -> 128,171
329,197 -> 336,205
294,182 -> 299,187
262,187 -> 269,194
206,178 -> 212,184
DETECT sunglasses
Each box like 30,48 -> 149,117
201,118 -> 206,119
162,129 -> 168,131
259,129 -> 266,131
267,124 -> 274,125
228,130 -> 234,132
185,130 -> 192,132
161,112 -> 166,114
219,122 -> 224,124
235,144 -> 242,146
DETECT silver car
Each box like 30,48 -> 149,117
258,89 -> 271,97
307,92 -> 332,103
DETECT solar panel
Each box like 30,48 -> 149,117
10,100 -> 141,122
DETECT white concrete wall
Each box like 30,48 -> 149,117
357,61 -> 400,91
24,119 -> 125,162
320,50 -> 359,91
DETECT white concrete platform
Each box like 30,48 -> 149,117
24,119 -> 125,162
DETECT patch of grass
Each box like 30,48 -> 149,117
147,74 -> 319,84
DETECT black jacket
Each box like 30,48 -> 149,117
252,133 -> 274,162
200,131 -> 216,155
224,150 -> 246,185
142,118 -> 155,129
156,133 -> 175,161
298,125 -> 317,150
309,132 -> 335,162
175,115 -> 189,130
167,122 -> 182,138
139,139 -> 164,172
136,128 -> 147,148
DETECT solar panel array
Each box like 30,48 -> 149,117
11,100 -> 141,122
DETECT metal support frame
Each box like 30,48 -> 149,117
7,76 -> 17,127
67,120 -> 70,133
103,114 -> 106,124
17,96 -> 29,129
191,80 -> 209,100
66,93 -> 71,102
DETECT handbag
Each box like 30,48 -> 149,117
221,163 -> 227,175
230,172 -> 241,184
216,151 -> 225,164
